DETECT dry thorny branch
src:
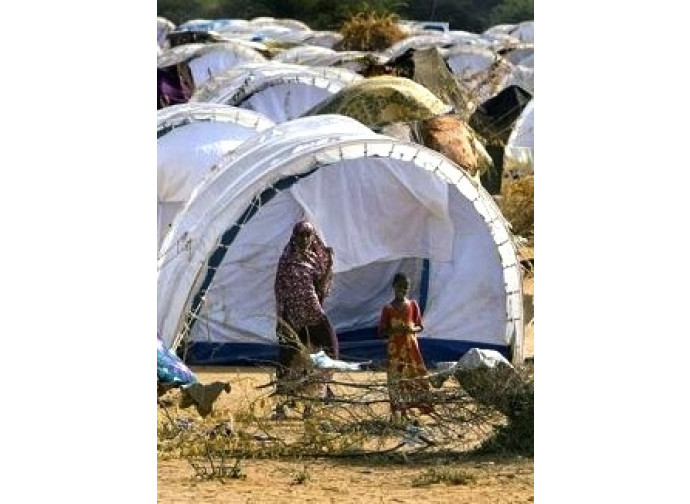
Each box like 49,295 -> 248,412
158,326 -> 533,477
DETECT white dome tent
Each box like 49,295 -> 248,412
189,63 -> 363,123
157,42 -> 267,89
504,98 -> 534,177
157,103 -> 275,251
158,115 -> 524,367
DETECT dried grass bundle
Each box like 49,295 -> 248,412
337,11 -> 406,52
499,175 -> 534,242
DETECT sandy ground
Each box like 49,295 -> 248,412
158,273 -> 535,503
158,455 -> 533,503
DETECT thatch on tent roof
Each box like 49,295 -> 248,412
305,76 -> 452,130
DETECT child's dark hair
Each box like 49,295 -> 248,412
392,273 -> 409,286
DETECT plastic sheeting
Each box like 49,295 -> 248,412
157,333 -> 196,386
311,351 -> 370,371
433,348 -> 513,374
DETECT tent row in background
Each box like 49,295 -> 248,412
158,18 -> 533,114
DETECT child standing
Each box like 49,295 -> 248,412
378,273 -> 434,419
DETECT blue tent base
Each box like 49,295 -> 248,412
182,329 -> 511,367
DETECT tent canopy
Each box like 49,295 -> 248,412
190,63 -> 363,123
158,115 -> 524,367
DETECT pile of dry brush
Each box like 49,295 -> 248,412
157,358 -> 533,479
499,175 -> 534,243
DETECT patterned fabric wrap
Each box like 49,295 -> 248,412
274,221 -> 337,398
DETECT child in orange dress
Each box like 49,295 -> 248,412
378,273 -> 434,419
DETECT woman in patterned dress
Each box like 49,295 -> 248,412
272,220 -> 337,416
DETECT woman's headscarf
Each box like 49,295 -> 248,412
292,220 -> 315,238
274,220 -> 333,329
